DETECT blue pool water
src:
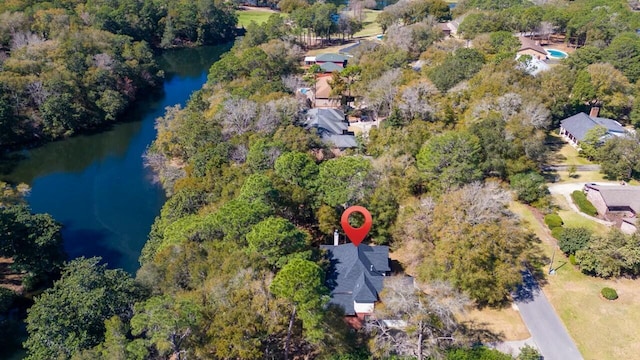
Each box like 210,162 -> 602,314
546,49 -> 568,59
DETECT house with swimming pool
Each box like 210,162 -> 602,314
517,36 -> 548,60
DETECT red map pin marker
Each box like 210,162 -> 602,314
341,206 -> 372,247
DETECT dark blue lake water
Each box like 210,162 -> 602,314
0,44 -> 231,273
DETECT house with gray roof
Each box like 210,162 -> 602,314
319,62 -> 344,73
309,53 -> 348,73
584,183 -> 640,233
320,243 -> 391,317
559,109 -> 627,147
302,108 -> 357,149
315,53 -> 348,65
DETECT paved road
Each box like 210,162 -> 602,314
542,164 -> 601,172
514,271 -> 583,360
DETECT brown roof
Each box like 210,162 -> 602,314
315,75 -> 333,99
518,36 -> 547,56
586,184 -> 640,214
438,23 -> 451,32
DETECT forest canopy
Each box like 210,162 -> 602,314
0,0 -> 237,147
9,0 -> 640,358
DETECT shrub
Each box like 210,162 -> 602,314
0,288 -> 16,313
558,227 -> 592,255
569,254 -> 577,265
510,172 -> 549,204
601,287 -> 618,300
551,226 -> 564,240
517,345 -> 542,360
571,190 -> 598,216
544,213 -> 563,229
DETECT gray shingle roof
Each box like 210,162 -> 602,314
303,109 -> 357,149
560,112 -> 626,142
586,184 -> 640,214
316,53 -> 347,63
323,134 -> 358,149
320,244 -> 390,315
319,62 -> 343,73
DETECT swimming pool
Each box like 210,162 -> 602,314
545,48 -> 568,59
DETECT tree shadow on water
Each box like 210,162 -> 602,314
62,227 -> 124,269
0,152 -> 27,178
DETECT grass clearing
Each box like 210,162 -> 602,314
459,307 -> 530,341
552,194 -> 609,235
353,9 -> 382,38
557,143 -> 591,166
511,202 -> 640,360
555,170 -> 608,183
237,8 -> 277,27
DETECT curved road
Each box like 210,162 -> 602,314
514,271 -> 583,360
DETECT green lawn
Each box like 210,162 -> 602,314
555,170 -> 608,183
510,202 -> 640,360
557,143 -> 592,166
552,194 -> 609,235
353,9 -> 382,38
546,133 -> 592,166
237,9 -> 277,27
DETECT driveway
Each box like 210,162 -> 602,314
548,182 -> 615,226
542,165 -> 601,172
513,271 -> 583,360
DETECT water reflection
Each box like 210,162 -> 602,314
0,44 -> 231,273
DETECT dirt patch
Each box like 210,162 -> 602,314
459,307 -> 530,342
0,257 -> 25,294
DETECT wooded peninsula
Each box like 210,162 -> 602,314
3,0 -> 640,359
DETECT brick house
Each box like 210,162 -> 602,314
584,183 -> 640,233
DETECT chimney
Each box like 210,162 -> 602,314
590,106 -> 600,118
333,229 -> 339,246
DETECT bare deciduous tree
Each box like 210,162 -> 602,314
473,93 -> 550,130
539,21 -> 554,41
220,98 -> 258,138
384,24 -> 414,52
281,74 -> 304,93
10,31 -> 44,50
523,102 -> 551,129
0,12 -> 28,44
398,81 -> 438,121
363,69 -> 401,119
142,150 -> 185,195
497,92 -> 522,120
27,81 -> 49,107
93,53 -> 114,70
230,144 -> 248,164
449,181 -> 512,225
256,98 -> 300,134
155,105 -> 182,133
366,277 -> 469,360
